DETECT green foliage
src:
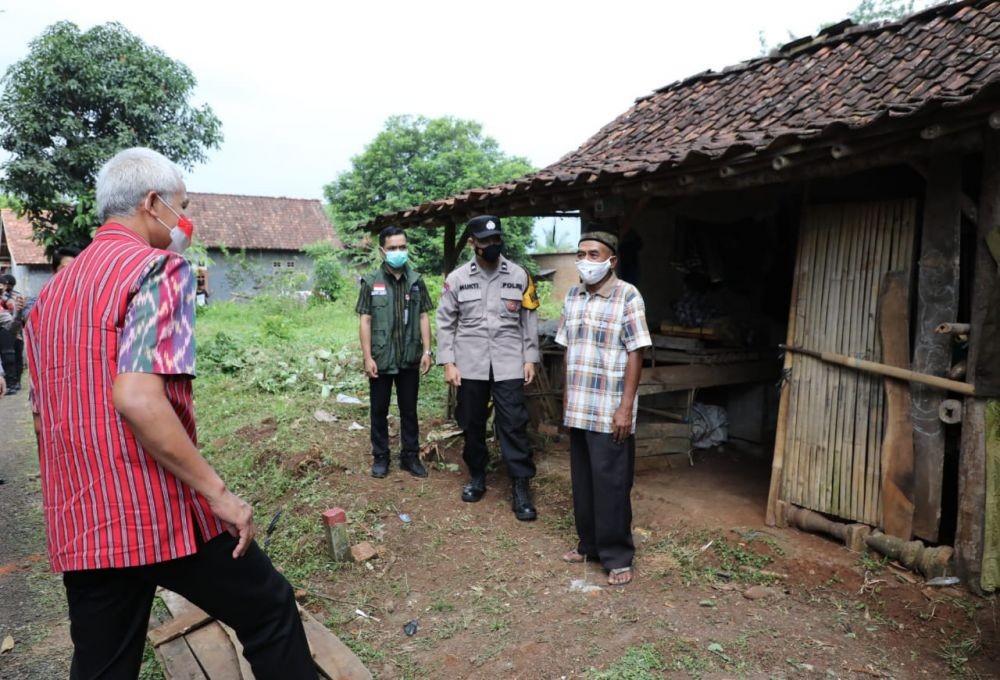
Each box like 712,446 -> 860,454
587,644 -> 666,680
324,115 -> 536,273
303,241 -> 348,302
0,21 -> 223,253
198,331 -> 247,374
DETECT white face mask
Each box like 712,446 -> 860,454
154,196 -> 194,254
576,257 -> 613,285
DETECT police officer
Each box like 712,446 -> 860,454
436,215 -> 540,521
357,226 -> 434,479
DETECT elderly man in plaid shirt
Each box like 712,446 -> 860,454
555,230 -> 651,586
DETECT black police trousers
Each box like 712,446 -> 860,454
62,533 -> 316,680
456,370 -> 535,479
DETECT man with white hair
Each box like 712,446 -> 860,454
25,147 -> 315,679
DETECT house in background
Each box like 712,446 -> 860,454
0,208 -> 51,295
187,193 -> 341,302
360,1 -> 1000,592
2,194 -> 341,302
530,251 -> 578,303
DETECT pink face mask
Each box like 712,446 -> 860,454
155,196 -> 195,253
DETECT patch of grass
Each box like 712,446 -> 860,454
858,552 -> 888,573
937,635 -> 981,676
138,640 -> 165,680
587,644 -> 666,680
647,530 -> 778,585
341,634 -> 385,665
667,639 -> 713,679
429,597 -> 455,613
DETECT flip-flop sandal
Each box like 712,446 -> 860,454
608,567 -> 633,585
562,549 -> 587,563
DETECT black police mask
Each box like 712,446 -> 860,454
476,243 -> 502,262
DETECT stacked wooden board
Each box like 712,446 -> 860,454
147,589 -> 371,680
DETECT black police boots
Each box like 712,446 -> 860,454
400,454 -> 428,478
511,477 -> 537,521
462,473 -> 487,502
371,455 -> 390,479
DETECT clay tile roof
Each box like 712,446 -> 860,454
1,208 -> 49,266
186,193 -> 341,251
363,0 -> 1000,230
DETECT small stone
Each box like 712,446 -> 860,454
348,422 -> 364,431
351,541 -> 378,562
743,585 -> 780,600
384,599 -> 396,614
294,589 -> 308,601
313,409 -> 338,423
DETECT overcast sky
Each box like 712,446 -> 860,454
0,0 -> 872,202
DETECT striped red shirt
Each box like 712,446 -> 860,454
25,225 -> 224,572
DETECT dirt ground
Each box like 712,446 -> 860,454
0,393 -> 72,679
2,392 -> 999,679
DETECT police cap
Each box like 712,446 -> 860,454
468,215 -> 502,239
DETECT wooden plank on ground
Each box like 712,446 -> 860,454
219,622 -> 255,680
879,270 -> 915,539
158,590 -> 243,680
149,615 -> 207,680
296,605 -> 372,680
637,361 -> 778,396
148,608 -> 213,647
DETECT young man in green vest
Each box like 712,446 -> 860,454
356,226 -> 434,478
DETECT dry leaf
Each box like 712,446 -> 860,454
1,635 -> 14,653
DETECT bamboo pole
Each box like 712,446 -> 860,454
784,210 -> 815,510
780,345 -> 975,395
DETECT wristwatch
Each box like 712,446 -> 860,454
424,350 -> 434,357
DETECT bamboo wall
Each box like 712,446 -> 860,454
781,199 -> 917,525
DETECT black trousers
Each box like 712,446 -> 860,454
0,327 -> 17,387
369,368 -> 419,460
62,533 -> 316,680
569,428 -> 636,570
456,372 -> 535,479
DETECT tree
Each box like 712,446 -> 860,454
0,21 -> 223,253
325,115 -> 536,273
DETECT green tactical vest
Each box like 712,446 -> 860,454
363,265 -> 424,373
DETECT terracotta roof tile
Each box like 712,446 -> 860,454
364,1 -> 1000,229
1,208 -> 48,266
186,193 -> 340,251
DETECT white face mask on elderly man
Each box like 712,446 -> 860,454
154,196 -> 195,254
576,257 -> 613,285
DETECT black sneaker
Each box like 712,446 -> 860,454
371,456 -> 390,478
400,455 -> 428,478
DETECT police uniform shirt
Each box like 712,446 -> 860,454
436,255 -> 540,381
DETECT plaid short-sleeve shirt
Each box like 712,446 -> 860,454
555,275 -> 651,434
